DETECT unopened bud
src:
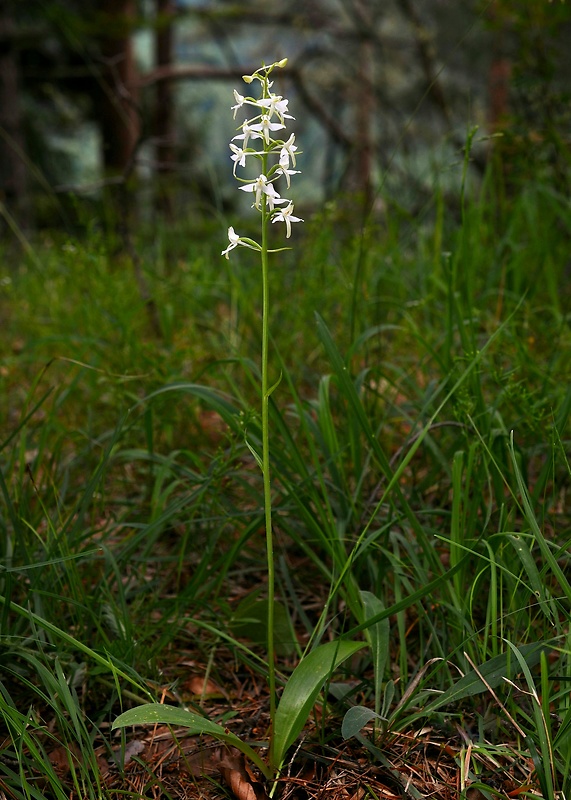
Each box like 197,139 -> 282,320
242,74 -> 254,84
277,58 -> 288,68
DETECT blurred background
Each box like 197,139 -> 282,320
1,0 -> 570,238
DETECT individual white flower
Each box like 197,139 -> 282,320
273,163 -> 301,189
239,174 -> 285,210
232,121 -> 263,150
231,89 -> 265,118
231,90 -> 247,118
264,182 -> 289,211
221,226 -> 242,259
278,133 -> 298,168
271,202 -> 303,238
229,143 -> 248,172
257,95 -> 294,124
249,115 -> 285,146
239,174 -> 268,208
221,227 -> 260,259
229,143 -> 263,175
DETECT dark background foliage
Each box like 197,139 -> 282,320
1,0 -> 570,239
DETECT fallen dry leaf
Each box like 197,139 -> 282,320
187,675 -> 226,697
49,741 -> 108,780
219,749 -> 269,800
111,738 -> 145,766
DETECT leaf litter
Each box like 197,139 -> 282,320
58,628 -> 545,800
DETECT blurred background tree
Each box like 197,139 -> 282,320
0,0 -> 31,232
484,0 -> 571,192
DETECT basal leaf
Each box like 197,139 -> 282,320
112,704 -> 271,778
341,705 -> 384,740
271,639 -> 365,771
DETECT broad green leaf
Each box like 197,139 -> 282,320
341,705 -> 385,740
425,641 -> 551,712
271,639 -> 365,771
230,596 -> 297,658
112,704 -> 271,778
360,591 -> 389,717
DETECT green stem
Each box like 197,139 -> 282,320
260,155 -> 276,765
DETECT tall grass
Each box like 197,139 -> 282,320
1,167 -> 570,797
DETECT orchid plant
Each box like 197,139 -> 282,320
221,57 -> 303,745
113,60 -> 364,786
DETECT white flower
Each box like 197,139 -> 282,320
279,133 -> 298,168
271,202 -> 303,238
239,174 -> 286,210
229,143 -> 262,175
229,143 -> 247,173
232,121 -> 263,149
221,226 -> 242,259
239,174 -> 269,208
249,115 -> 285,146
231,90 -> 247,118
257,95 -> 294,124
232,89 -> 265,118
274,163 -> 301,188
221,227 -> 260,259
264,182 -> 288,211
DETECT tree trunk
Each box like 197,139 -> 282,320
154,0 -> 175,217
0,1 -> 30,233
344,0 -> 375,210
99,0 -> 140,175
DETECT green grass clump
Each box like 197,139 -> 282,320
1,165 -> 570,798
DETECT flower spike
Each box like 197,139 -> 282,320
222,57 -> 302,259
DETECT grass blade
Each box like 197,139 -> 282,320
509,431 -> 571,606
425,641 -> 552,712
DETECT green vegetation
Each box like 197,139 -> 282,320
1,161 -> 571,798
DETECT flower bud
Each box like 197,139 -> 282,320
242,74 -> 254,84
277,58 -> 288,68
